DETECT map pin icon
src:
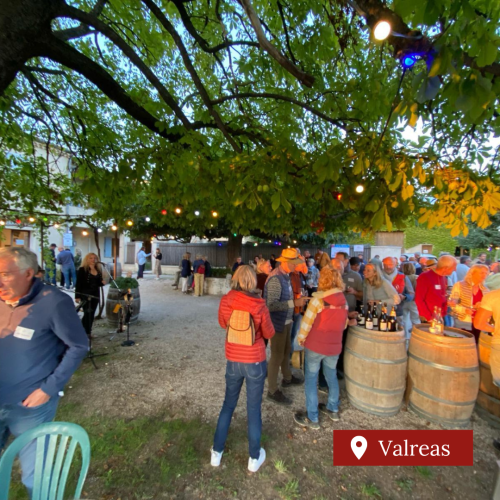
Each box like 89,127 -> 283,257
351,436 -> 368,460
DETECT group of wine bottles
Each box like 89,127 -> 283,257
357,302 -> 399,332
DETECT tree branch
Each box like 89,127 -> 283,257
211,92 -> 358,129
142,0 -> 243,153
57,2 -> 192,129
54,0 -> 108,41
39,34 -> 182,141
238,0 -> 314,87
277,1 -> 298,65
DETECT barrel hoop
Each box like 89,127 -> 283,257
344,374 -> 405,395
478,390 -> 500,404
408,352 -> 478,372
409,402 -> 471,427
411,386 -> 477,407
347,393 -> 402,416
346,347 -> 407,365
348,331 -> 406,345
411,335 -> 475,350
479,361 -> 491,369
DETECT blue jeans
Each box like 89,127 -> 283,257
137,263 -> 145,278
213,360 -> 267,459
304,349 -> 340,422
62,265 -> 77,289
290,313 -> 302,355
0,397 -> 59,495
45,267 -> 56,285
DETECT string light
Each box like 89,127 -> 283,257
111,225 -> 118,231
28,217 -> 35,223
97,228 -> 103,233
126,220 -> 133,226
161,209 -> 167,215
356,185 -> 365,193
194,211 -> 200,216
53,223 -> 60,229
15,218 -> 21,224
212,211 -> 218,218
254,243 -> 258,247
145,217 -> 151,222
373,20 -> 391,40
175,208 -> 182,214
82,230 -> 88,236
293,240 -> 297,244
0,220 -> 5,226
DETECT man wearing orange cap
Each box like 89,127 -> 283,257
264,248 -> 308,405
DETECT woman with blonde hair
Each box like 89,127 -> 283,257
449,264 -> 490,342
212,265 -> 275,472
294,267 -> 348,429
75,253 -> 105,336
363,263 -> 400,315
255,258 -> 272,295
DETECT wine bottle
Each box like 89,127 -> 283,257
373,303 -> 379,328
389,306 -> 397,332
433,306 -> 444,334
357,304 -> 365,326
379,303 -> 388,332
366,304 -> 374,330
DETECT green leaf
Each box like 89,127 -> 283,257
371,207 -> 385,230
271,192 -> 281,212
476,42 -> 498,68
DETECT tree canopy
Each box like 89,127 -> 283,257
1,0 -> 499,239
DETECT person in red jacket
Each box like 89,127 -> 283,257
415,255 -> 457,321
294,267 -> 348,429
211,265 -> 275,473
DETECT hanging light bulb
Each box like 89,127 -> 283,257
53,223 -> 60,229
28,217 -> 35,223
356,185 -> 365,193
0,220 -> 5,226
126,220 -> 133,226
111,225 -> 118,231
175,208 -> 182,214
373,20 -> 391,41
161,209 -> 167,215
194,211 -> 200,216
145,217 -> 151,222
212,211 -> 218,218
15,218 -> 21,224
82,230 -> 88,236
97,228 -> 103,233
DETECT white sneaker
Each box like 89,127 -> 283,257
210,447 -> 223,467
248,448 -> 266,472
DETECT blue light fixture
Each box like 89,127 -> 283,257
401,54 -> 418,69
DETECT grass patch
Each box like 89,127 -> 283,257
415,465 -> 433,479
396,478 -> 414,492
274,459 -> 288,473
277,479 -> 300,500
360,483 -> 382,498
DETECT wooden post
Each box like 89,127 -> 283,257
114,229 -> 118,279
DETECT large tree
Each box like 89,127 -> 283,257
1,0 -> 499,238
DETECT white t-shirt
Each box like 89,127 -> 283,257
479,289 -> 500,338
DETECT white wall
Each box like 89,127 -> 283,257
370,246 -> 402,261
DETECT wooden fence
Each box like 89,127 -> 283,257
125,242 -> 372,266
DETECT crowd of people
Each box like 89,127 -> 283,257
2,242 -> 500,491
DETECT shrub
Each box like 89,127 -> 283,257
110,276 -> 139,289
209,267 -> 232,278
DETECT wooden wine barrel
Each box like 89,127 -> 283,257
344,325 -> 407,417
476,331 -> 500,428
106,287 -> 141,326
408,325 -> 479,428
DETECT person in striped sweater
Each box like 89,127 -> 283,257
211,266 -> 275,472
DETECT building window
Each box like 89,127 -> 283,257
104,237 -> 113,258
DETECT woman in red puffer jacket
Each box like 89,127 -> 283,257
211,265 -> 275,473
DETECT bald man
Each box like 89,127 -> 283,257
415,255 -> 457,322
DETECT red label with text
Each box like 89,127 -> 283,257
333,430 -> 473,466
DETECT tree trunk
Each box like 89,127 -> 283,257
227,233 -> 243,268
0,0 -> 56,94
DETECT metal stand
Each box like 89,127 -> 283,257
121,299 -> 135,347
76,292 -> 108,369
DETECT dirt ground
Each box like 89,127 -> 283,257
46,275 -> 500,499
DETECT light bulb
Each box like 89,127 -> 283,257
126,220 -> 133,226
53,223 -> 60,229
194,211 -> 200,216
0,220 -> 5,226
175,208 -> 182,214
82,230 -> 88,236
111,225 -> 118,231
212,211 -> 218,218
145,217 -> 151,222
97,228 -> 103,233
356,185 -> 365,193
373,20 -> 391,41
28,217 -> 35,222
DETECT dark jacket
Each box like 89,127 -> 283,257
204,260 -> 212,277
232,261 -> 244,273
75,267 -> 104,300
263,267 -> 293,333
0,279 -> 88,405
181,259 -> 192,278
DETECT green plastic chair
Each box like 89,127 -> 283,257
0,422 -> 90,500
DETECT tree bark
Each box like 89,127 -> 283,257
227,233 -> 243,269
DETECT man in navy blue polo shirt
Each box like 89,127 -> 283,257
0,247 -> 88,495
